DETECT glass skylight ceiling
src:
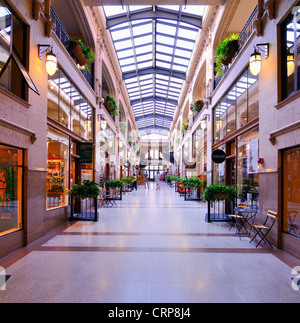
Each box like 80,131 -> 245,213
103,5 -> 205,136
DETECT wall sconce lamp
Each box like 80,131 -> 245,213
249,43 -> 269,76
38,44 -> 57,76
200,114 -> 210,130
98,114 -> 107,130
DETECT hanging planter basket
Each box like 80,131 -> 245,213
221,40 -> 239,66
68,41 -> 88,67
185,162 -> 196,169
105,100 -> 114,112
195,100 -> 204,111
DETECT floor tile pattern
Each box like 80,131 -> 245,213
0,182 -> 299,303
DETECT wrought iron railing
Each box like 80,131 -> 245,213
213,5 -> 258,90
50,7 -> 94,89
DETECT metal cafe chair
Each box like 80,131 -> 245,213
249,210 -> 278,248
229,202 -> 253,239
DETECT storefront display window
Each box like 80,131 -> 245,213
47,127 -> 69,209
283,146 -> 300,238
0,0 -> 28,100
48,68 -> 93,141
0,145 -> 23,237
237,126 -> 259,207
281,3 -> 300,99
214,67 -> 259,143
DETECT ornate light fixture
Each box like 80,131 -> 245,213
38,45 -> 57,76
200,119 -> 207,130
101,120 -> 107,130
200,114 -> 210,130
249,43 -> 269,76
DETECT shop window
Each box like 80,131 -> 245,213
281,3 -> 300,99
0,0 -> 35,100
0,144 -> 23,237
236,126 -> 259,207
47,127 -> 69,209
48,67 -> 93,141
236,70 -> 248,129
282,146 -> 300,238
214,67 -> 259,144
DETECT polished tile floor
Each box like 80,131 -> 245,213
0,182 -> 300,303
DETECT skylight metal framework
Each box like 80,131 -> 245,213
103,5 -> 205,135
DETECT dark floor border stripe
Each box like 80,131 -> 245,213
60,232 -> 236,237
35,245 -> 272,254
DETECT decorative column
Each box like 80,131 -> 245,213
254,0 -> 265,37
44,0 -> 55,37
95,30 -> 105,184
264,0 -> 276,20
33,0 -> 44,20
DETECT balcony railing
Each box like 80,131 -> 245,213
214,5 -> 258,89
50,7 -> 94,89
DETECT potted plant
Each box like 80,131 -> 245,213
215,33 -> 239,76
180,177 -> 202,190
69,180 -> 100,200
190,98 -> 205,113
106,180 -> 124,189
181,123 -> 188,134
68,39 -> 95,71
104,95 -> 119,117
202,184 -> 238,202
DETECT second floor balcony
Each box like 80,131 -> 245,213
50,6 -> 94,90
213,5 -> 258,90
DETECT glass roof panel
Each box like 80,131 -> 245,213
103,4 -> 204,133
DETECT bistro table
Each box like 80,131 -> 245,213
231,207 -> 259,238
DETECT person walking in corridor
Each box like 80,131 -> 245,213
155,171 -> 160,190
144,171 -> 149,188
132,173 -> 137,190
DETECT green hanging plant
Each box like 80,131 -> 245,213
215,33 -> 239,76
181,123 -> 188,134
105,95 -> 119,117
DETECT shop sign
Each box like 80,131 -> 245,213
212,149 -> 226,164
80,143 -> 93,164
124,161 -> 131,168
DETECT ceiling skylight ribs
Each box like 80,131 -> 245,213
104,5 -> 204,134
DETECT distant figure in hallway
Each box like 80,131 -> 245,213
144,171 -> 149,188
155,171 -> 160,190
160,173 -> 163,182
132,173 -> 137,190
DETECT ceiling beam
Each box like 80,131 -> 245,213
135,114 -> 173,122
131,96 -> 178,107
123,66 -> 186,81
138,125 -> 170,131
